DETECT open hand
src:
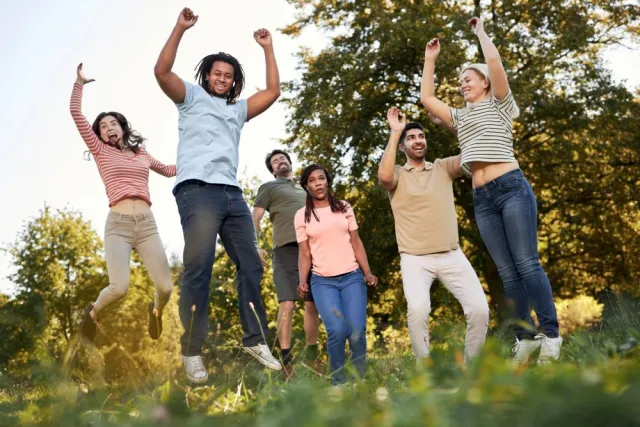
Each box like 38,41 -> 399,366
177,7 -> 198,30
253,29 -> 273,47
76,63 -> 95,85
425,38 -> 440,61
387,107 -> 407,133
468,17 -> 485,35
298,282 -> 309,298
364,272 -> 378,287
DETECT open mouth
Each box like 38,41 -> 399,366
215,83 -> 226,91
107,132 -> 118,141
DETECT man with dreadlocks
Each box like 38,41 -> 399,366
378,107 -> 489,365
154,7 -> 282,383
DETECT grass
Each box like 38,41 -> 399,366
1,297 -> 639,427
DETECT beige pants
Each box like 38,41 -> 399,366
92,210 -> 173,314
400,248 -> 489,361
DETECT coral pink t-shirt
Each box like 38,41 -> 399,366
294,202 -> 359,277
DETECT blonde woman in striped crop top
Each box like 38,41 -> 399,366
70,63 -> 176,344
420,18 -> 563,364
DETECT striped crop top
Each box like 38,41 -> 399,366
449,91 -> 519,177
70,83 -> 176,207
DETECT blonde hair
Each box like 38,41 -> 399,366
459,63 -> 520,118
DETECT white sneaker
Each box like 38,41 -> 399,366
243,343 -> 282,370
512,337 -> 541,364
537,334 -> 563,365
182,355 -> 208,383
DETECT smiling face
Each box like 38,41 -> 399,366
460,68 -> 490,103
305,169 -> 329,201
269,153 -> 292,177
98,115 -> 124,146
207,61 -> 235,97
400,128 -> 427,161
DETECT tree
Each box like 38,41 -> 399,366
2,206 -> 106,374
281,0 -> 640,336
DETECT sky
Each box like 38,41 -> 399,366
0,0 -> 638,295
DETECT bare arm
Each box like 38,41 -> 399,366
420,38 -> 454,127
470,17 -> 509,100
350,230 -> 378,287
251,206 -> 269,267
70,64 -> 103,156
378,107 -> 405,191
246,29 -> 281,121
297,240 -> 312,298
154,8 -> 198,104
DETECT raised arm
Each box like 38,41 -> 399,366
470,17 -> 509,100
420,38 -> 454,127
148,153 -> 177,177
70,63 -> 103,156
246,29 -> 281,121
154,8 -> 198,104
349,230 -> 378,287
251,206 -> 269,267
378,107 -> 405,191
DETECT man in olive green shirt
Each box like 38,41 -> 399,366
252,150 -> 320,374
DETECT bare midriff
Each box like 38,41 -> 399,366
470,161 -> 519,188
110,197 -> 151,215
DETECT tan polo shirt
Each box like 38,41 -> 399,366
388,157 -> 461,255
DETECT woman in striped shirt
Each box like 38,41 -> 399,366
70,63 -> 176,343
420,17 -> 562,364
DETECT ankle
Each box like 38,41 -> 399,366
280,348 -> 292,365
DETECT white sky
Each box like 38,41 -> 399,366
0,0 -> 638,295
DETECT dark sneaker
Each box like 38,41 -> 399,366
148,302 -> 162,340
80,304 -> 97,342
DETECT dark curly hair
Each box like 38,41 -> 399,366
194,52 -> 245,104
299,164 -> 347,223
91,111 -> 145,154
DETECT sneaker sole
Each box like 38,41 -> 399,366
185,371 -> 209,384
242,347 -> 282,370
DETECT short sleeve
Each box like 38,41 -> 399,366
438,156 -> 462,179
344,203 -> 358,231
294,209 -> 308,242
493,90 -> 519,121
177,80 -> 196,110
238,99 -> 248,123
449,107 -> 460,129
254,183 -> 272,210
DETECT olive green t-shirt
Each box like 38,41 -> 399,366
254,177 -> 307,249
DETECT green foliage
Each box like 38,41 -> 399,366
280,0 -> 640,334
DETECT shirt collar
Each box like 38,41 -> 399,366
402,161 -> 433,171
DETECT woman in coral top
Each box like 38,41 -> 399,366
295,164 -> 377,385
70,63 -> 176,342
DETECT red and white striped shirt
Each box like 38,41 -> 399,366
70,83 -> 176,207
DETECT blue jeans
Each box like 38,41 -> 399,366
473,169 -> 559,339
311,269 -> 367,385
175,181 -> 268,356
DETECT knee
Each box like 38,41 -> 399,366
280,301 -> 295,316
158,281 -> 173,299
305,301 -> 319,316
407,302 -> 431,324
466,302 -> 490,327
497,264 -> 519,284
108,283 -> 129,300
514,256 -> 543,278
326,322 -> 348,343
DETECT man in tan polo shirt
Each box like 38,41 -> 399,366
378,107 -> 489,362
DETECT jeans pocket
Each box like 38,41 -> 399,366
498,175 -> 523,192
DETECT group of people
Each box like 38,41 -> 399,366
71,8 -> 562,386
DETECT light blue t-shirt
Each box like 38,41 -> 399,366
174,81 -> 248,189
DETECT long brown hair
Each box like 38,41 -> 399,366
299,164 -> 347,223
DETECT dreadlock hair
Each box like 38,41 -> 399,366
299,164 -> 347,223
91,112 -> 145,155
194,52 -> 245,104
